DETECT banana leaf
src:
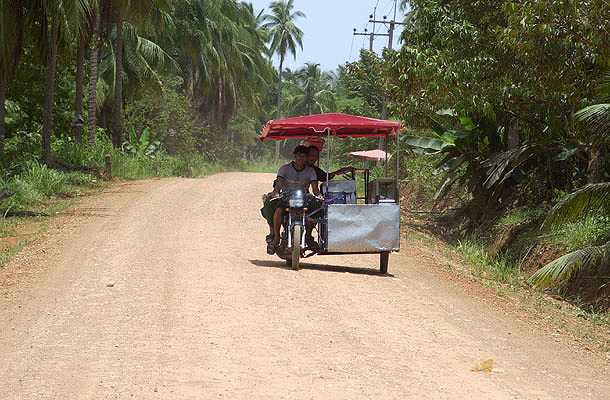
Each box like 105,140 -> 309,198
482,145 -> 533,189
401,135 -> 453,154
435,109 -> 457,117
553,144 -> 581,161
434,155 -> 465,175
434,171 -> 459,201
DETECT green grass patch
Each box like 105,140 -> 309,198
0,237 -> 35,268
544,214 -> 610,251
455,238 -> 522,284
496,205 -> 546,228
240,160 -> 281,173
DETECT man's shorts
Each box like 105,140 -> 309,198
260,196 -> 284,227
260,195 -> 323,227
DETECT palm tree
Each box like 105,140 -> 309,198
529,72 -> 610,286
74,0 -> 98,145
108,0 -> 170,148
87,9 -> 100,147
111,0 -> 123,148
39,0 -> 91,164
0,0 -> 26,157
169,0 -> 272,129
283,62 -> 335,116
262,0 -> 305,160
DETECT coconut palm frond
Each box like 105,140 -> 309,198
575,103 -> 610,136
528,244 -> 610,287
542,183 -> 610,230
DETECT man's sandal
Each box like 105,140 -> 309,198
305,236 -> 320,251
265,234 -> 274,243
266,241 -> 278,255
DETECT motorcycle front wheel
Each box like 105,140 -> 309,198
291,225 -> 302,270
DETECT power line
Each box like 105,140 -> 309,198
348,33 -> 355,62
383,0 -> 394,17
353,2 -> 405,54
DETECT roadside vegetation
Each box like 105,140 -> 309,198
385,1 -> 610,323
1,0 -> 610,330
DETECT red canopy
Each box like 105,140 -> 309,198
348,149 -> 391,161
259,113 -> 403,141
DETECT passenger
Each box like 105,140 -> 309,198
264,145 -> 321,254
304,145 -> 354,249
307,145 -> 355,182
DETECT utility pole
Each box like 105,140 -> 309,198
352,28 -> 377,51
368,15 -> 406,51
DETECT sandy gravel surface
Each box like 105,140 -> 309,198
0,172 -> 609,399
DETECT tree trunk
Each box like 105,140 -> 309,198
112,4 -> 123,148
88,15 -> 99,147
587,146 -> 603,184
216,76 -> 223,127
42,22 -> 60,165
74,32 -> 86,144
275,54 -> 284,161
0,0 -> 25,157
0,79 -> 7,156
545,151 -> 556,191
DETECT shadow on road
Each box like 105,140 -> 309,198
249,259 -> 393,277
60,207 -> 114,217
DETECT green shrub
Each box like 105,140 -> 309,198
21,162 -> 66,197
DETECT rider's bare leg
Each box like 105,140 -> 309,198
305,221 -> 319,249
272,207 -> 282,244
305,221 -> 314,240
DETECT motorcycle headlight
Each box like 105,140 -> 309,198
289,198 -> 305,207
288,190 -> 305,207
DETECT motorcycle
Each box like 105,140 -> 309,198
275,189 -> 310,270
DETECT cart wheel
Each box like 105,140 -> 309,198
291,225 -> 302,270
380,251 -> 389,274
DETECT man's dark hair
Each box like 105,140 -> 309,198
307,145 -> 319,154
293,145 -> 309,155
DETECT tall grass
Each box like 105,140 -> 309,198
0,162 -> 91,213
456,238 -> 522,284
544,214 -> 610,251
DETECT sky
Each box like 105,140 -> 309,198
248,0 -> 407,72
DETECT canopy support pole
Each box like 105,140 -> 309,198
384,133 -> 388,177
326,128 -> 331,186
396,127 -> 400,203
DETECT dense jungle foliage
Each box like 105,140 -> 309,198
385,0 -> 610,307
1,0 -> 610,307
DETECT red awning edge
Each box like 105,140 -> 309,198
259,113 -> 404,141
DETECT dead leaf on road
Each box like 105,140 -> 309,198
471,359 -> 493,372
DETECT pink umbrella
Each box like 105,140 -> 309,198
348,149 -> 391,161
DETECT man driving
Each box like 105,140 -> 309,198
264,145 -> 321,254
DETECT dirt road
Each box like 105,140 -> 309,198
0,173 -> 609,399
